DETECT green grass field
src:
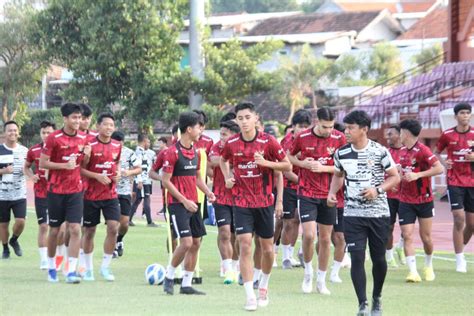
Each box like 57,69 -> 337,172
1,214 -> 473,315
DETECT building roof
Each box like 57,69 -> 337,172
247,11 -> 381,36
336,1 -> 437,13
397,7 -> 447,40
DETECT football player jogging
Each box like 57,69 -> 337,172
40,103 -> 91,283
162,112 -> 216,296
111,131 -> 142,258
328,110 -> 400,316
220,102 -> 291,311
288,107 -> 346,295
398,119 -> 444,283
24,121 -> 56,268
384,125 -> 405,267
0,121 -> 28,259
435,103 -> 474,273
279,109 -> 312,270
209,120 -> 241,284
80,113 -> 122,281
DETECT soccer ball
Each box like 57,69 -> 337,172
145,263 -> 165,285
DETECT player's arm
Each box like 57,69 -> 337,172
23,160 -> 39,182
274,171 -> 284,219
80,167 -> 111,185
327,169 -> 344,207
404,161 -> 444,182
149,169 -> 161,181
433,135 -> 452,170
39,153 -> 74,170
379,166 -> 400,192
197,172 -> 216,202
283,170 -> 298,183
255,153 -> 291,172
161,172 -> 198,212
125,165 -> 142,177
219,157 -> 235,189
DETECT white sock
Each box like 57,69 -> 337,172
182,270 -> 194,287
273,244 -> 279,254
317,269 -> 327,284
424,254 -> 433,268
304,261 -> 313,276
166,265 -> 176,279
232,260 -> 239,271
282,244 -> 290,261
456,253 -> 465,265
244,281 -> 256,299
331,260 -> 342,276
259,273 -> 270,290
68,257 -> 78,274
79,248 -> 85,268
289,246 -> 295,258
253,268 -> 261,283
407,255 -> 417,273
48,257 -> 55,270
386,248 -> 394,261
57,244 -> 66,257
223,259 -> 232,273
39,247 -> 48,262
64,246 -> 69,260
101,254 -> 112,270
84,252 -> 93,271
397,237 -> 404,248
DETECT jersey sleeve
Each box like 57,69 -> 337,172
436,132 -> 448,153
381,147 -> 396,171
267,136 -> 286,161
152,150 -> 165,171
422,146 -> 439,167
162,149 -> 177,174
206,139 -> 214,156
334,149 -> 343,172
42,134 -> 55,157
26,148 -> 35,163
209,143 -> 221,159
221,141 -> 232,161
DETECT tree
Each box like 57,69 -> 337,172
331,53 -> 375,87
300,0 -> 324,13
197,39 -> 283,107
32,0 -> 189,133
368,42 -> 402,84
0,1 -> 47,123
21,108 -> 63,146
210,0 -> 299,14
412,44 -> 443,74
271,44 -> 334,124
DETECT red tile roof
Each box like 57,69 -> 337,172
397,8 -> 447,40
247,11 -> 380,36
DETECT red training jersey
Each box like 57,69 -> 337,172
84,137 -> 122,201
436,126 -> 474,187
290,128 -> 346,199
221,131 -> 287,208
399,142 -> 439,204
26,143 -> 48,198
152,148 -> 167,172
387,146 -> 403,199
194,134 -> 214,156
280,132 -> 299,191
42,129 -> 89,194
209,141 -> 233,206
163,142 -> 200,204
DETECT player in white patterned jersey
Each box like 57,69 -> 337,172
111,131 -> 142,257
0,121 -> 28,259
328,110 -> 400,316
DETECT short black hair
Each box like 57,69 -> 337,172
235,102 -> 256,114
171,124 -> 179,135
343,110 -> 371,129
388,124 -> 401,133
61,103 -> 82,117
137,134 -> 149,143
157,136 -> 168,144
97,113 -> 115,124
292,109 -> 312,126
79,103 -> 93,118
40,120 -> 56,130
264,124 -> 277,137
220,112 -> 236,123
3,120 -> 19,131
179,111 -> 200,134
111,131 -> 125,142
400,119 -> 422,137
220,120 -> 240,134
454,102 -> 472,115
192,109 -> 208,125
317,107 -> 336,121
334,122 -> 345,133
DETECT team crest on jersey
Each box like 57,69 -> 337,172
411,158 -> 417,165
112,153 -> 118,160
327,147 -> 335,155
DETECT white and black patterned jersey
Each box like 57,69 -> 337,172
334,140 -> 396,218
117,146 -> 141,196
0,143 -> 28,201
134,146 -> 156,185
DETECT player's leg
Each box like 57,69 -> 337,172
315,202 -> 336,295
386,198 -> 398,268
0,202 -> 11,259
215,204 -> 234,284
464,212 -> 474,247
368,217 -> 390,316
144,185 -> 157,226
330,208 -> 345,283
56,222 -> 67,271
448,186 -> 468,271
129,185 -> 142,225
273,217 -> 282,267
461,189 -> 474,272
35,197 -> 49,269
116,195 -> 131,257
10,199 -> 27,257
299,197 -> 317,293
64,192 -> 84,283
281,188 -> 297,268
399,202 -> 420,282
418,203 -> 435,281
257,236 -> 274,307
46,192 -> 65,282
100,199 -> 120,281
